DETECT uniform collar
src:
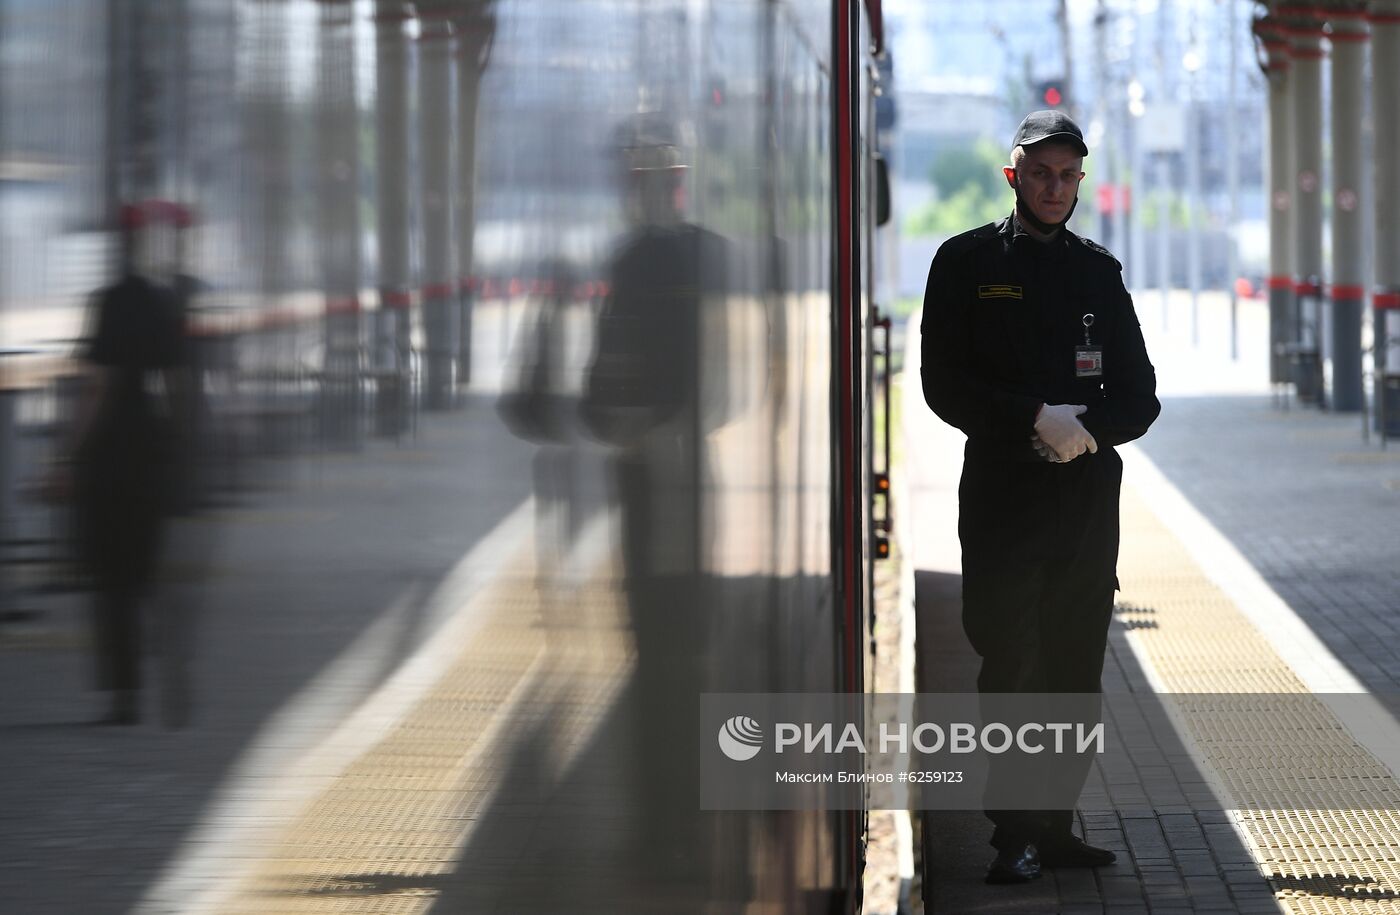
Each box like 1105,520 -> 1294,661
1004,210 -> 1072,250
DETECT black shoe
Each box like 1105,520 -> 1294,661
1038,835 -> 1117,867
985,843 -> 1041,884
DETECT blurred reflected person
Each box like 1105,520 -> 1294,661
67,204 -> 190,725
497,257 -> 585,572
920,112 -> 1160,883
582,115 -> 727,876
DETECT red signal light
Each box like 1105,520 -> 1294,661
1043,86 -> 1062,107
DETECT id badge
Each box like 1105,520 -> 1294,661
1075,345 -> 1103,377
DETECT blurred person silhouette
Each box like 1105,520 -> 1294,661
581,112 -> 729,879
57,201 -> 192,725
497,256 -> 586,574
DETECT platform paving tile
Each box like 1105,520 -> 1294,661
1099,873 -> 1149,899
1166,833 -> 1211,854
1220,862 -> 1266,874
1184,874 -> 1234,898
1136,395 -> 1400,699
1230,889 -> 1282,909
1142,889 -> 1191,905
1175,856 -> 1223,878
1126,824 -> 1173,856
1132,857 -> 1175,869
1052,865 -> 1102,900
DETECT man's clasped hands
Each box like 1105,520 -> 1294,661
1031,403 -> 1097,464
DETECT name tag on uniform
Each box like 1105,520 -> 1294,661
977,284 -> 1023,299
1075,345 -> 1104,377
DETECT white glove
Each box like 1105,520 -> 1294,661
1030,434 -> 1058,462
1031,403 -> 1097,463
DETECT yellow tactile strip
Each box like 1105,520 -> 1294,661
1118,481 -> 1400,913
211,569 -> 633,914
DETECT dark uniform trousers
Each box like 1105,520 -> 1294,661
921,214 -> 1161,851
961,448 -> 1122,848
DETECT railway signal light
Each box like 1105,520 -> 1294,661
1037,79 -> 1066,110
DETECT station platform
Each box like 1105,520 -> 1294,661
903,290 -> 1400,914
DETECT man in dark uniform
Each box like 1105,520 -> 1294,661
920,111 -> 1161,883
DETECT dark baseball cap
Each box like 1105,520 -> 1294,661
1011,109 -> 1088,157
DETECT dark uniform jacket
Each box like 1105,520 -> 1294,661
77,273 -> 186,592
921,213 -> 1160,566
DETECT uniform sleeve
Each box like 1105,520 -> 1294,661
1078,271 -> 1160,447
919,243 -> 1042,439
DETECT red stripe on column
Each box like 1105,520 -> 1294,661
1267,276 -> 1294,290
1327,32 -> 1370,42
1375,292 -> 1400,309
1295,280 -> 1321,296
1331,284 -> 1365,300
380,289 -> 413,309
1368,13 -> 1400,24
325,295 -> 360,316
1292,48 -> 1327,59
421,282 -> 455,300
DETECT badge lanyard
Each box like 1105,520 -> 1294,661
1075,313 -> 1103,377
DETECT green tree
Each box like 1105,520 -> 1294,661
904,138 -> 1012,237
930,139 -> 1004,202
